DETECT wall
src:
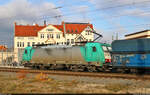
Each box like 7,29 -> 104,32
125,31 -> 150,39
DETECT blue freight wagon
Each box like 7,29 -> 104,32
111,38 -> 150,73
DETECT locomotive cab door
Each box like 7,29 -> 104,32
85,44 -> 99,62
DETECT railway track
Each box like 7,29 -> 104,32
0,67 -> 150,81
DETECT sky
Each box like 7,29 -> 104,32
0,0 -> 150,47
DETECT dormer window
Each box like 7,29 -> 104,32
67,30 -> 70,33
75,30 -> 78,33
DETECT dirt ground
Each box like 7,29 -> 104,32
0,71 -> 150,94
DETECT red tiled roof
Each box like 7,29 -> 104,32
15,24 -> 46,37
53,22 -> 93,34
0,45 -> 7,51
15,22 -> 93,37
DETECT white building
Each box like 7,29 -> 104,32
125,30 -> 150,40
14,21 -> 94,49
14,21 -> 94,62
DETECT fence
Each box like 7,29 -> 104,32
0,48 -> 24,66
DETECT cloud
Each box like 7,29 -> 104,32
88,0 -> 150,17
0,0 -> 62,47
62,5 -> 91,23
87,0 -> 150,41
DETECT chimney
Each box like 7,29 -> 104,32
14,22 -> 17,26
44,20 -> 46,26
62,21 -> 64,25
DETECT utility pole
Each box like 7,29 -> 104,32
116,32 -> 118,40
63,22 -> 66,44
6,43 -> 8,66
112,35 -> 114,41
1,40 -> 3,66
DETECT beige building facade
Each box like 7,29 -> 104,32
14,22 -> 94,49
125,30 -> 150,40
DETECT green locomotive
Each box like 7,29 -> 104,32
22,42 -> 111,72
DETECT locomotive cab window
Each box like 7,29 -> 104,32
102,46 -> 108,52
25,50 -> 27,54
107,47 -> 112,51
92,46 -> 96,52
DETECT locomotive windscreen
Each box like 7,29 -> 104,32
112,38 -> 150,53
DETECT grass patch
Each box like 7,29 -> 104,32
105,83 -> 130,92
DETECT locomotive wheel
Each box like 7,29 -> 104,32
96,67 -> 103,72
70,65 -> 79,72
87,65 -> 97,72
49,64 -> 57,70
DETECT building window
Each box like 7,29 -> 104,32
32,42 -> 35,46
41,34 -> 44,38
46,29 -> 54,31
75,30 -> 78,33
47,34 -> 50,38
50,34 -> 54,38
38,42 -> 40,45
27,42 -> 30,46
20,42 -> 21,47
86,30 -> 91,35
22,42 -> 24,47
17,42 -> 19,47
67,30 -> 70,33
71,30 -> 73,33
67,39 -> 70,45
88,31 -> 90,35
71,39 -> 74,44
56,34 -> 60,39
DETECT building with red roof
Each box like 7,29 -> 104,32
14,21 -> 94,48
0,45 -> 7,51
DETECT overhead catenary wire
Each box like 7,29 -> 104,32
38,0 -> 150,21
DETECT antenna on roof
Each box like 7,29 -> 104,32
44,20 -> 46,26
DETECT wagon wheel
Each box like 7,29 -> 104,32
39,65 -> 45,70
87,65 -> 97,72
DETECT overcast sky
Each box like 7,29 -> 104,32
0,0 -> 150,47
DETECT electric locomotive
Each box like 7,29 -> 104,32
22,42 -> 112,72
